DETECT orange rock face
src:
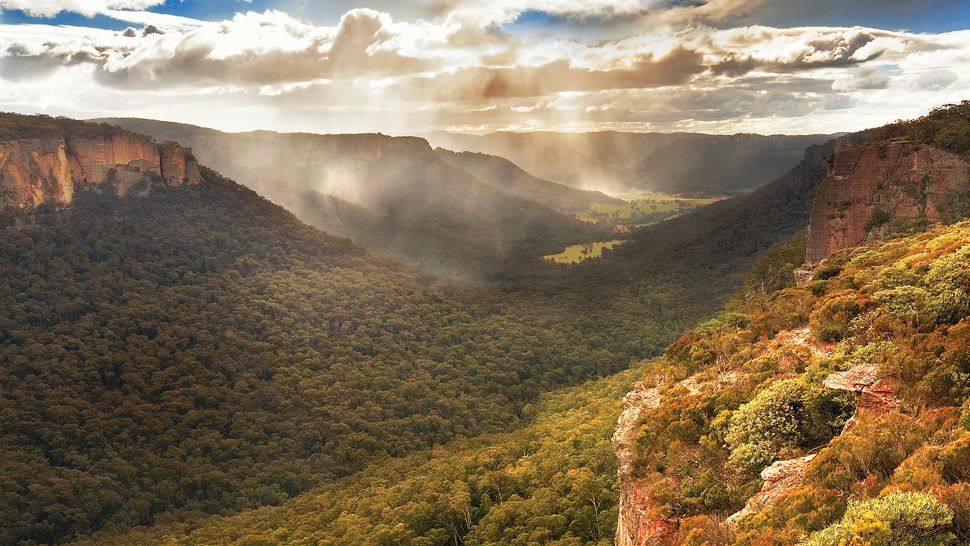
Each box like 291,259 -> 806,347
159,142 -> 203,186
1,132 -> 200,212
806,140 -> 969,263
66,134 -> 160,184
0,138 -> 74,209
823,363 -> 898,425
613,372 -> 741,546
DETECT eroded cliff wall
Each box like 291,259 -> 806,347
0,116 -> 200,212
805,140 -> 969,263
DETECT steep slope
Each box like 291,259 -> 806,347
434,148 -> 622,213
426,130 -> 833,195
613,103 -> 970,545
79,366 -> 640,546
97,118 -> 605,279
613,221 -> 969,545
806,103 -> 970,263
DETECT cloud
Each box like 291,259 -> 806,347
832,66 -> 891,90
0,9 -> 442,88
401,46 -> 704,99
700,26 -> 949,76
0,0 -> 165,17
0,3 -> 967,136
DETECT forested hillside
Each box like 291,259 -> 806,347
503,138 -> 838,322
0,165 -> 689,544
434,148 -> 622,213
97,118 -> 606,279
78,367 -> 640,546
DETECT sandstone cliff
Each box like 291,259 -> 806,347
613,372 -> 741,546
805,139 -> 969,263
0,114 -> 201,213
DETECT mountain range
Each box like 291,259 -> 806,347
425,130 -> 836,195
96,118 -> 621,279
0,102 -> 967,545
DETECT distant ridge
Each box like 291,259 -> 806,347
97,117 -> 610,279
426,130 -> 837,195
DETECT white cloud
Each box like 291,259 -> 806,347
0,3 -> 967,135
0,0 -> 165,17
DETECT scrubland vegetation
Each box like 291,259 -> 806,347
622,220 -> 969,544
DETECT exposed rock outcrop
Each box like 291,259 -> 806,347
824,363 -> 898,427
726,454 -> 816,527
613,372 -> 740,546
806,140 -> 969,263
613,381 -> 677,546
0,115 -> 200,213
0,138 -> 74,208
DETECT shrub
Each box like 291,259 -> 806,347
736,485 -> 845,541
815,263 -> 843,281
800,491 -> 955,546
867,208 -> 892,231
808,413 -> 927,492
923,245 -> 970,324
725,379 -> 852,474
751,288 -> 816,338
873,286 -> 939,330
810,293 -> 862,342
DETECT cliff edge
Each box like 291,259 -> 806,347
0,114 -> 201,213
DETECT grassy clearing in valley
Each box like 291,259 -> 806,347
544,240 -> 627,264
588,193 -> 722,225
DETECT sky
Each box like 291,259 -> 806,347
0,0 -> 968,135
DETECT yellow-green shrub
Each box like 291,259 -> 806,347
810,292 -> 863,342
800,491 -> 955,546
725,379 -> 852,474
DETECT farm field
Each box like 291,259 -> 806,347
544,239 -> 626,264
587,193 -> 721,225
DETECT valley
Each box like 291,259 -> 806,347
0,30 -> 966,544
96,118 -> 616,280
46,102 -> 969,546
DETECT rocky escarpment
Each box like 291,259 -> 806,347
805,139 -> 969,263
613,372 -> 741,546
0,114 -> 201,213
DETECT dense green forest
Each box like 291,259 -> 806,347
78,366 -> 639,545
0,168 -> 693,544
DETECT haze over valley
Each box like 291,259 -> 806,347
1,2 -> 969,545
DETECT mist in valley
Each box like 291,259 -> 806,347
2,2 -> 969,546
